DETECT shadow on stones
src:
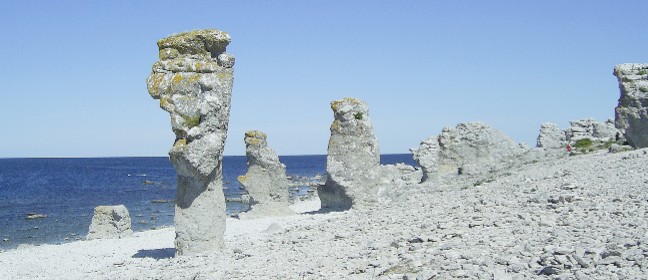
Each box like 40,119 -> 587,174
132,248 -> 176,259
302,207 -> 345,215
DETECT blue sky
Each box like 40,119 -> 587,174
1,1 -> 647,157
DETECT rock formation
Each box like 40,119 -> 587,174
237,131 -> 294,218
411,137 -> 440,183
146,29 -> 234,255
87,205 -> 132,240
318,98 -> 381,210
537,123 -> 567,150
565,118 -> 619,143
565,118 -> 620,153
614,63 -> 648,148
412,122 -> 528,182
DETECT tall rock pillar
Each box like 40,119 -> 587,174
614,64 -> 648,148
318,98 -> 381,210
146,29 -> 235,255
237,131 -> 294,218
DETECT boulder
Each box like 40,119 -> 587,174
87,205 -> 132,240
146,29 -> 234,255
413,122 -> 528,181
318,98 -> 381,210
613,63 -> 648,148
237,131 -> 294,218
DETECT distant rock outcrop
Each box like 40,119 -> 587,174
237,131 -> 294,218
318,98 -> 382,210
87,205 -> 132,240
412,122 -> 528,182
535,118 -> 625,156
614,63 -> 648,148
146,29 -> 234,255
537,123 -> 567,150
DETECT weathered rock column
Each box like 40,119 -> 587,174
237,131 -> 294,218
146,29 -> 235,255
318,98 -> 381,210
614,64 -> 648,148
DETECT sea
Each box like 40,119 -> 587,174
0,154 -> 416,250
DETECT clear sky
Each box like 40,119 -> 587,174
1,1 -> 647,157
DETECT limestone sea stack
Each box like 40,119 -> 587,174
87,205 -> 132,240
614,63 -> 648,148
237,131 -> 294,219
318,98 -> 381,210
146,29 -> 235,255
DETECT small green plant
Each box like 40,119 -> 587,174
574,138 -> 593,149
638,70 -> 647,75
639,87 -> 648,93
354,112 -> 363,120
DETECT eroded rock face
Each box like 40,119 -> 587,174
537,123 -> 567,150
565,118 -> 619,143
318,98 -> 381,210
413,122 -> 528,181
146,29 -> 234,255
87,205 -> 132,240
564,118 -> 624,155
614,64 -> 648,148
533,122 -> 569,159
411,137 -> 440,183
237,131 -> 293,218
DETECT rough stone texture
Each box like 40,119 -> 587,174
237,131 -> 294,219
537,123 -> 567,150
413,122 -> 528,182
614,63 -> 648,148
565,118 -> 619,143
87,205 -> 132,240
564,118 -> 625,155
534,122 -> 569,159
146,29 -> 234,255
410,137 -> 440,183
318,98 -> 381,210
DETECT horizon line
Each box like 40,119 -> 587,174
0,153 -> 414,160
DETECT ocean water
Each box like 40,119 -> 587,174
0,154 -> 415,250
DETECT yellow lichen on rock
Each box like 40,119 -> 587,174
331,97 -> 362,112
174,138 -> 187,148
159,48 -> 179,60
244,130 -> 266,146
183,115 -> 201,128
146,73 -> 167,99
172,73 -> 184,85
157,29 -> 231,58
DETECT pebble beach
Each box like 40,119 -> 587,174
1,148 -> 647,279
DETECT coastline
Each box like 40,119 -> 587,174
2,149 -> 647,279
